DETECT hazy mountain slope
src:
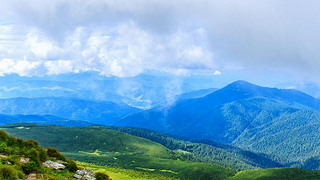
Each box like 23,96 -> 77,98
0,97 -> 140,124
0,72 -> 222,109
117,81 -> 320,141
176,88 -> 218,101
0,114 -> 94,126
116,81 -> 320,168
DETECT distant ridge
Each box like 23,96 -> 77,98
202,80 -> 320,110
0,114 -> 94,127
0,97 -> 140,124
116,80 -> 320,169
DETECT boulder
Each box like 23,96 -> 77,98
43,160 -> 66,170
26,173 -> 37,180
74,174 -> 83,179
74,169 -> 96,180
20,157 -> 30,163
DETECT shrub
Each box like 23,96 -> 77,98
27,148 -> 40,165
95,172 -> 110,180
7,155 -> 20,165
17,171 -> 24,179
0,165 -> 18,180
38,147 -> 47,162
15,138 -> 24,147
22,161 -> 39,174
47,147 -> 66,161
0,142 -> 8,154
25,139 -> 39,148
0,130 -> 9,141
66,160 -> 78,172
6,138 -> 17,147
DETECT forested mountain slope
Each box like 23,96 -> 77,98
116,81 -> 320,169
106,126 -> 283,170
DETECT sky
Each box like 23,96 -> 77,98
0,0 -> 320,93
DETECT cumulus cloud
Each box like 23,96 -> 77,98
0,0 -> 319,81
0,21 -> 213,77
0,58 -> 42,76
44,60 -> 74,75
25,29 -> 62,59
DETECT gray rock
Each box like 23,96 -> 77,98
84,174 -> 96,180
74,169 -> 96,180
20,157 -> 30,163
43,160 -> 66,170
26,173 -> 37,180
74,174 -> 83,179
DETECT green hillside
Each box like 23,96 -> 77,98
2,125 -> 320,180
105,126 -> 282,171
228,168 -> 320,180
0,123 -> 236,180
0,130 -> 84,179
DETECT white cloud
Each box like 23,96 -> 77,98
0,20 -> 215,77
44,60 -> 73,75
0,58 -> 41,76
25,29 -> 61,59
0,0 -> 320,82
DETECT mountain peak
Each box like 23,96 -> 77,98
227,80 -> 260,89
218,80 -> 264,96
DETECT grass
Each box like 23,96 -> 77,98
1,123 -> 236,180
77,161 -> 181,180
65,152 -> 235,179
228,168 -> 320,180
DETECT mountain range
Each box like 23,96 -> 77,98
1,80 -> 320,171
0,97 -> 139,124
0,72 -> 222,109
116,80 -> 320,167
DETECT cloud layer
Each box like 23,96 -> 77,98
0,0 -> 320,80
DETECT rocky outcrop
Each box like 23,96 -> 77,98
26,173 -> 37,180
42,160 -> 66,170
20,157 -> 30,163
74,169 -> 96,180
26,173 -> 43,180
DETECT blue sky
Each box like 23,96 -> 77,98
0,0 -> 320,94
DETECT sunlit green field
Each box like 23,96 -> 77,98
65,152 -> 235,179
228,168 -> 320,180
77,161 -> 181,180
